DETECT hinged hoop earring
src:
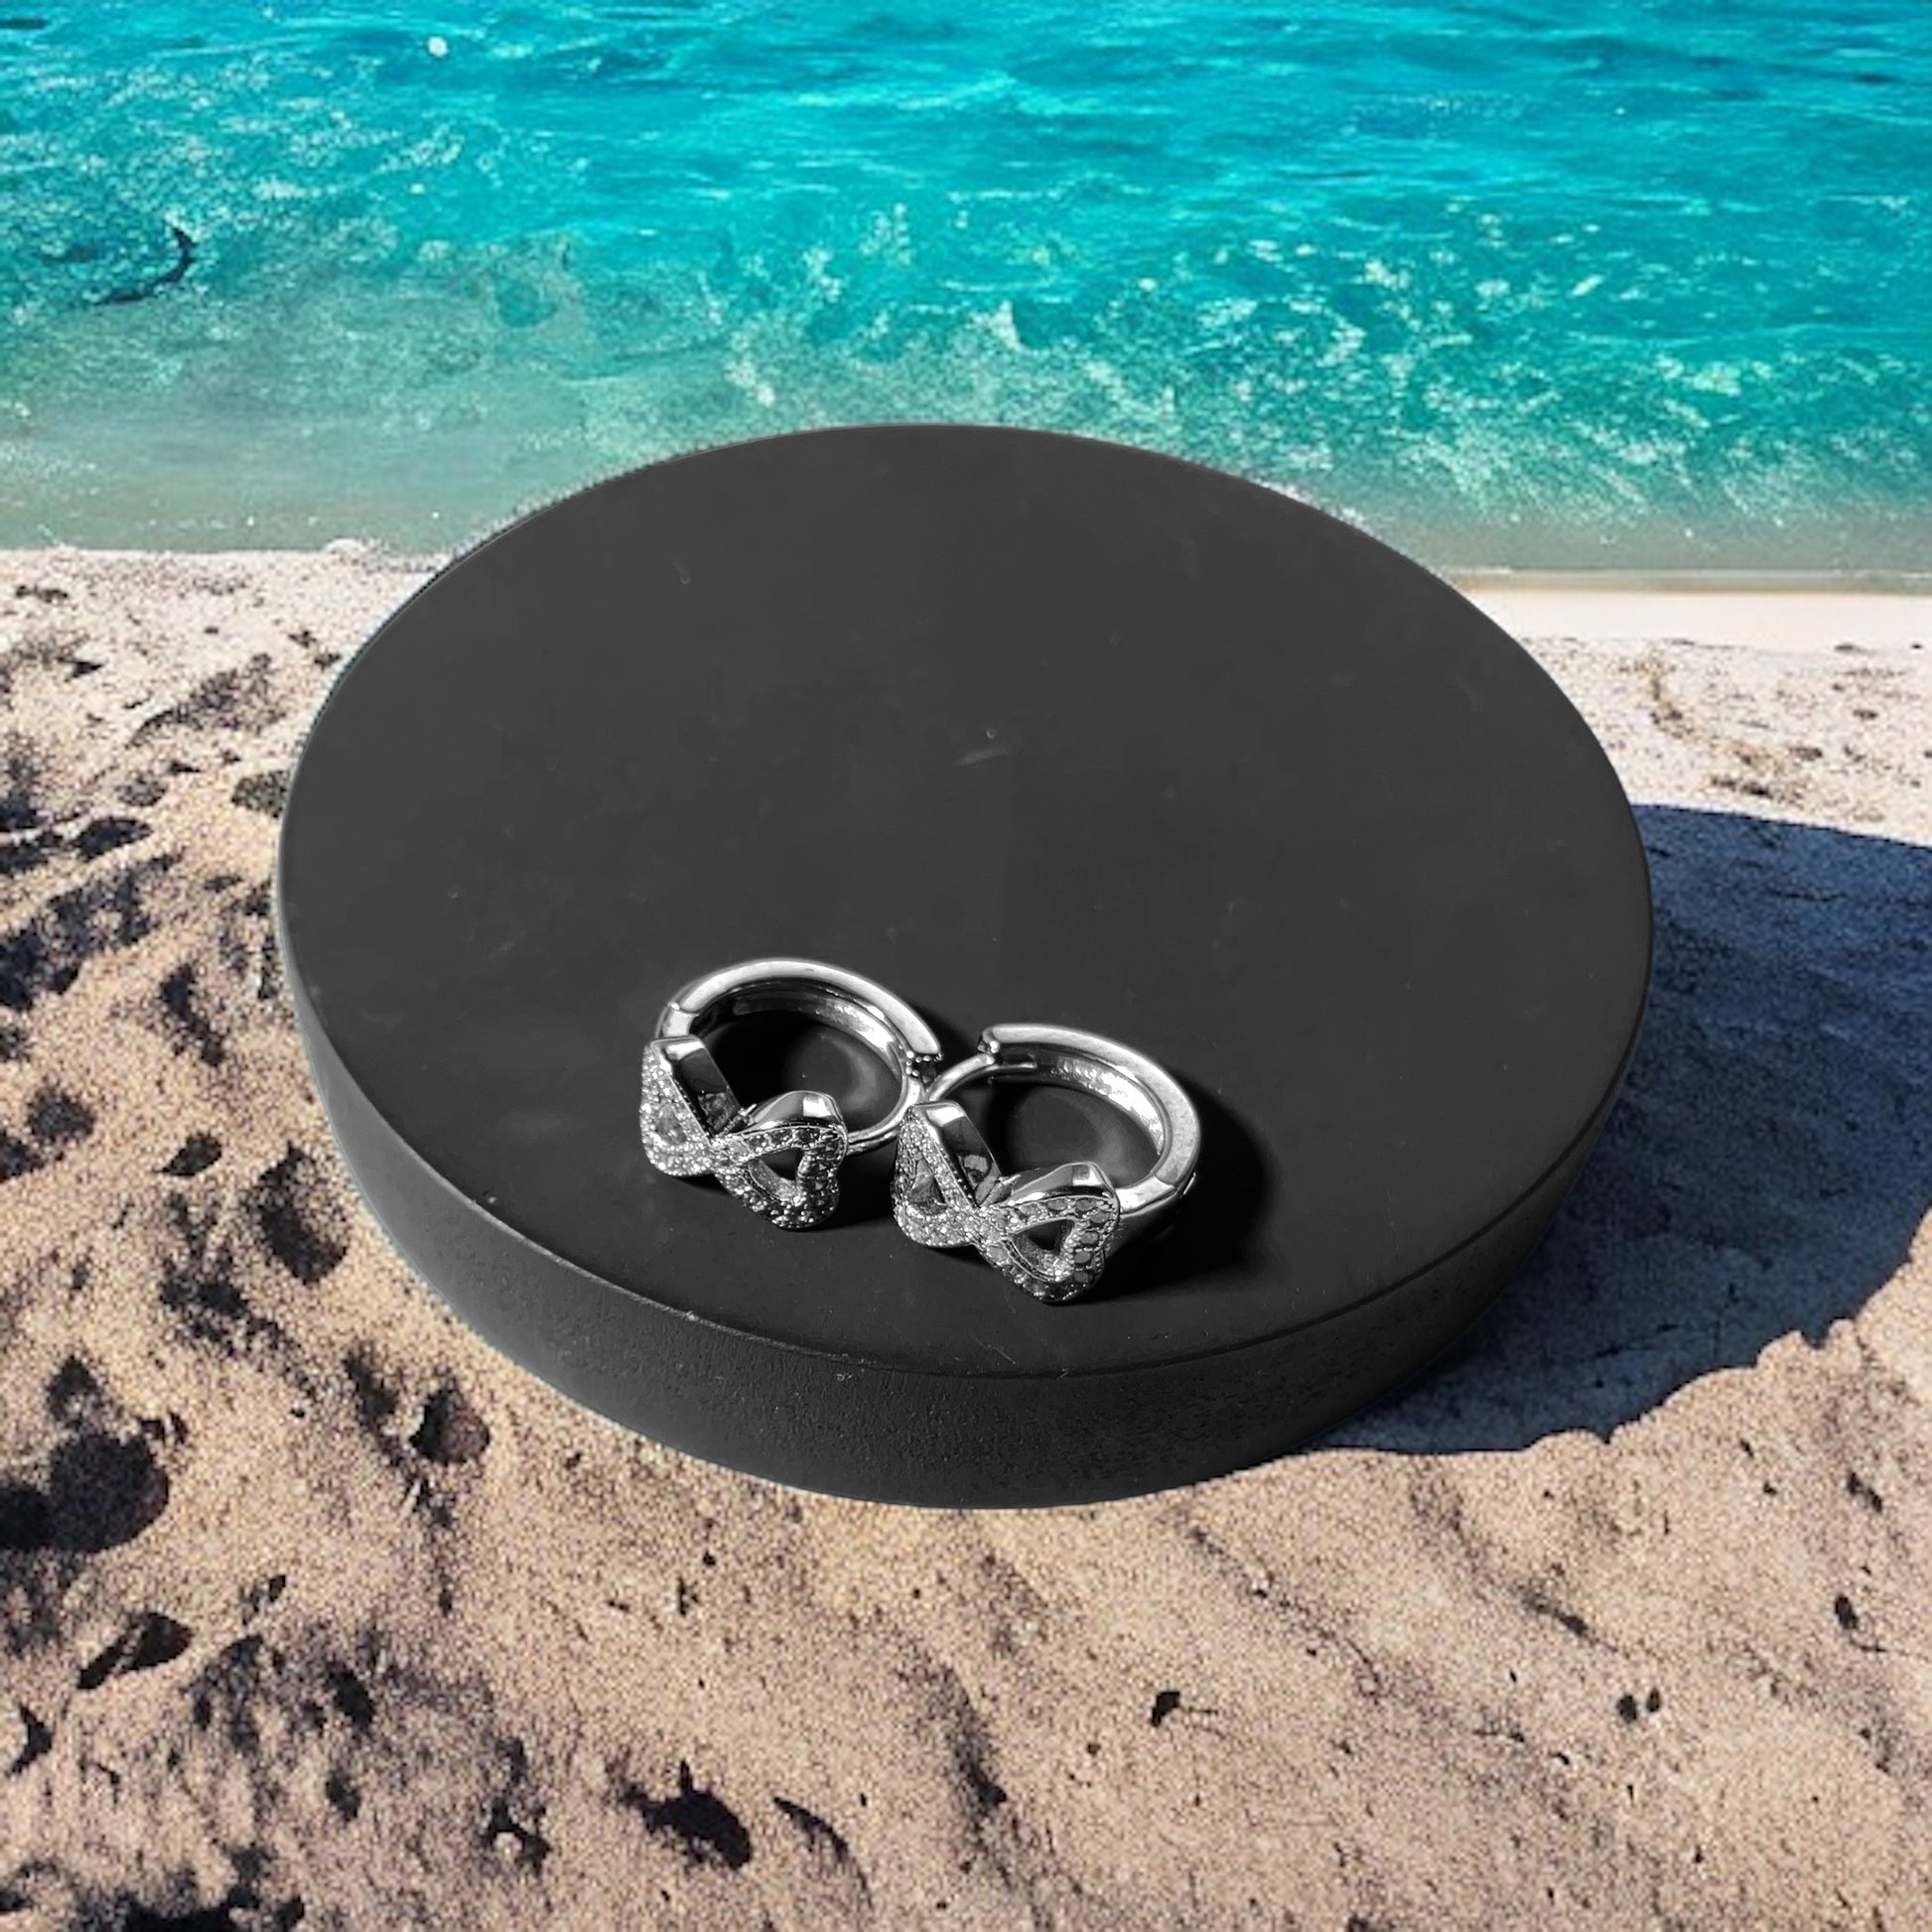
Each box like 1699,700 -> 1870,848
893,1023 -> 1201,1301
641,957 -> 941,1230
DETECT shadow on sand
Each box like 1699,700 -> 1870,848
1317,802 -> 1931,1453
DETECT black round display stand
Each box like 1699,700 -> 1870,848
276,424 -> 1651,1507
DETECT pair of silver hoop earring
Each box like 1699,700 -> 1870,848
638,957 -> 1201,1304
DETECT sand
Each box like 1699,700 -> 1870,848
0,545 -> 1927,1931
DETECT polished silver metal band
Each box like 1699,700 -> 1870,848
894,1023 -> 1201,1302
655,957 -> 942,1155
641,957 -> 941,1230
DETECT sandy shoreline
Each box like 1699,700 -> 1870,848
1,548 -> 1927,1929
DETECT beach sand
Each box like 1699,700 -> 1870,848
1,547 -> 1927,1930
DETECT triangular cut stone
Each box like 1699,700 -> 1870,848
900,1149 -> 946,1211
1018,1220 -> 1070,1260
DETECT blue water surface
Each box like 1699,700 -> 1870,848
2,0 -> 1927,566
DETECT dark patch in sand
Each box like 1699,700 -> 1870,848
411,1383 -> 490,1465
484,1795 -> 553,1873
0,857 -> 174,1012
159,963 -> 225,1066
118,772 -> 168,808
960,1747 -> 1007,1816
240,1573 -> 287,1621
46,1355 -> 105,1424
117,1900 -> 254,1931
230,772 -> 289,819
344,1347 -> 398,1435
75,816 -> 152,861
772,1795 -> 854,1865
159,1192 -> 283,1354
0,746 -> 39,833
257,925 -> 283,1006
0,1127 -> 41,1181
918,1661 -> 1010,1833
162,1132 -> 222,1178
131,654 -> 285,742
619,1759 -> 754,1870
246,1146 -> 348,1284
7,1702 -> 52,1775
77,1611 -> 194,1689
45,1430 -> 171,1552
188,1635 -> 269,1751
326,1663 -> 375,1733
28,1082 -> 94,1149
0,1485 -> 51,1550
0,829 -> 60,879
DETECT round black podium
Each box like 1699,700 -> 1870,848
275,424 -> 1652,1507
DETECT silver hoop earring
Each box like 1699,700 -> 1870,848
892,1023 -> 1201,1302
640,958 -> 941,1230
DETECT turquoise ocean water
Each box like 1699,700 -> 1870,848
2,0 -> 1927,567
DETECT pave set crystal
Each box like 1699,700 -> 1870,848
639,1035 -> 846,1231
893,1102 -> 1122,1303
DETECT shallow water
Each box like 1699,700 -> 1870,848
2,0 -> 1926,566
